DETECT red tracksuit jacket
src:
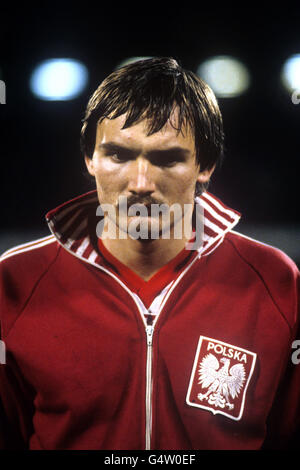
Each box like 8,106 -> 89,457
0,191 -> 299,450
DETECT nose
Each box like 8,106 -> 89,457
127,157 -> 156,196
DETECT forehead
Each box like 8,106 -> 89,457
95,111 -> 195,152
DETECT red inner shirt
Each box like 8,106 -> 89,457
97,238 -> 197,311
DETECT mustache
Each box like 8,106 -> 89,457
117,195 -> 164,209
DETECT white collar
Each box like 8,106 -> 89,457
46,190 -> 241,265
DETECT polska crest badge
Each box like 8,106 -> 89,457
186,336 -> 257,421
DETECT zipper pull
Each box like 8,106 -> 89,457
146,325 -> 154,346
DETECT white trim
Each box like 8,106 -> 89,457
88,250 -> 99,263
201,193 -> 240,220
204,217 -> 224,236
76,236 -> 90,257
202,236 -> 224,257
64,219 -> 88,249
200,198 -> 235,227
0,235 -> 56,261
131,282 -> 174,320
230,230 -> 275,249
148,282 -> 174,315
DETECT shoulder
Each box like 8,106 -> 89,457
0,234 -> 59,275
0,235 -> 60,338
1,234 -> 58,261
224,230 -> 299,330
226,230 -> 298,275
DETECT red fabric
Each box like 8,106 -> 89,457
0,232 -> 299,450
0,192 -> 299,450
97,238 -> 197,309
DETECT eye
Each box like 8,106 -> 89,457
150,154 -> 184,168
110,153 -> 124,162
109,152 -> 132,163
159,161 -> 177,168
162,158 -> 179,167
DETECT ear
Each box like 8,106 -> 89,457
84,155 -> 95,176
196,164 -> 216,184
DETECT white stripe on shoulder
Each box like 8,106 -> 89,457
1,235 -> 56,261
201,193 -> 239,219
200,198 -> 233,227
229,230 -> 275,249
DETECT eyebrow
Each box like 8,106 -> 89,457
98,142 -> 134,153
98,142 -> 191,156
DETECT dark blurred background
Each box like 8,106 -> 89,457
0,5 -> 299,266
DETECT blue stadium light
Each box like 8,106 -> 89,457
30,58 -> 88,101
281,54 -> 300,92
197,56 -> 250,98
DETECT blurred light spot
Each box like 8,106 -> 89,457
116,56 -> 153,68
281,54 -> 300,92
30,59 -> 88,101
197,56 -> 250,97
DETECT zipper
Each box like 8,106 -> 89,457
141,254 -> 201,450
145,324 -> 154,450
48,223 -> 202,450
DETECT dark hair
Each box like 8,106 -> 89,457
80,57 -> 224,194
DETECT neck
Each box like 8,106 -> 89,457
101,223 -> 193,281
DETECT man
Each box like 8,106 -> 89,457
0,57 -> 299,450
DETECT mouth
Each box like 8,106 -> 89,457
129,203 -> 154,216
117,195 -> 165,217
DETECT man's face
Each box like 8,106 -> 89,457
85,111 -> 214,239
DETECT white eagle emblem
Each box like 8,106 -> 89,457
197,353 -> 246,410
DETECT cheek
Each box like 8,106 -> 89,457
164,168 -> 198,200
93,160 -> 127,199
